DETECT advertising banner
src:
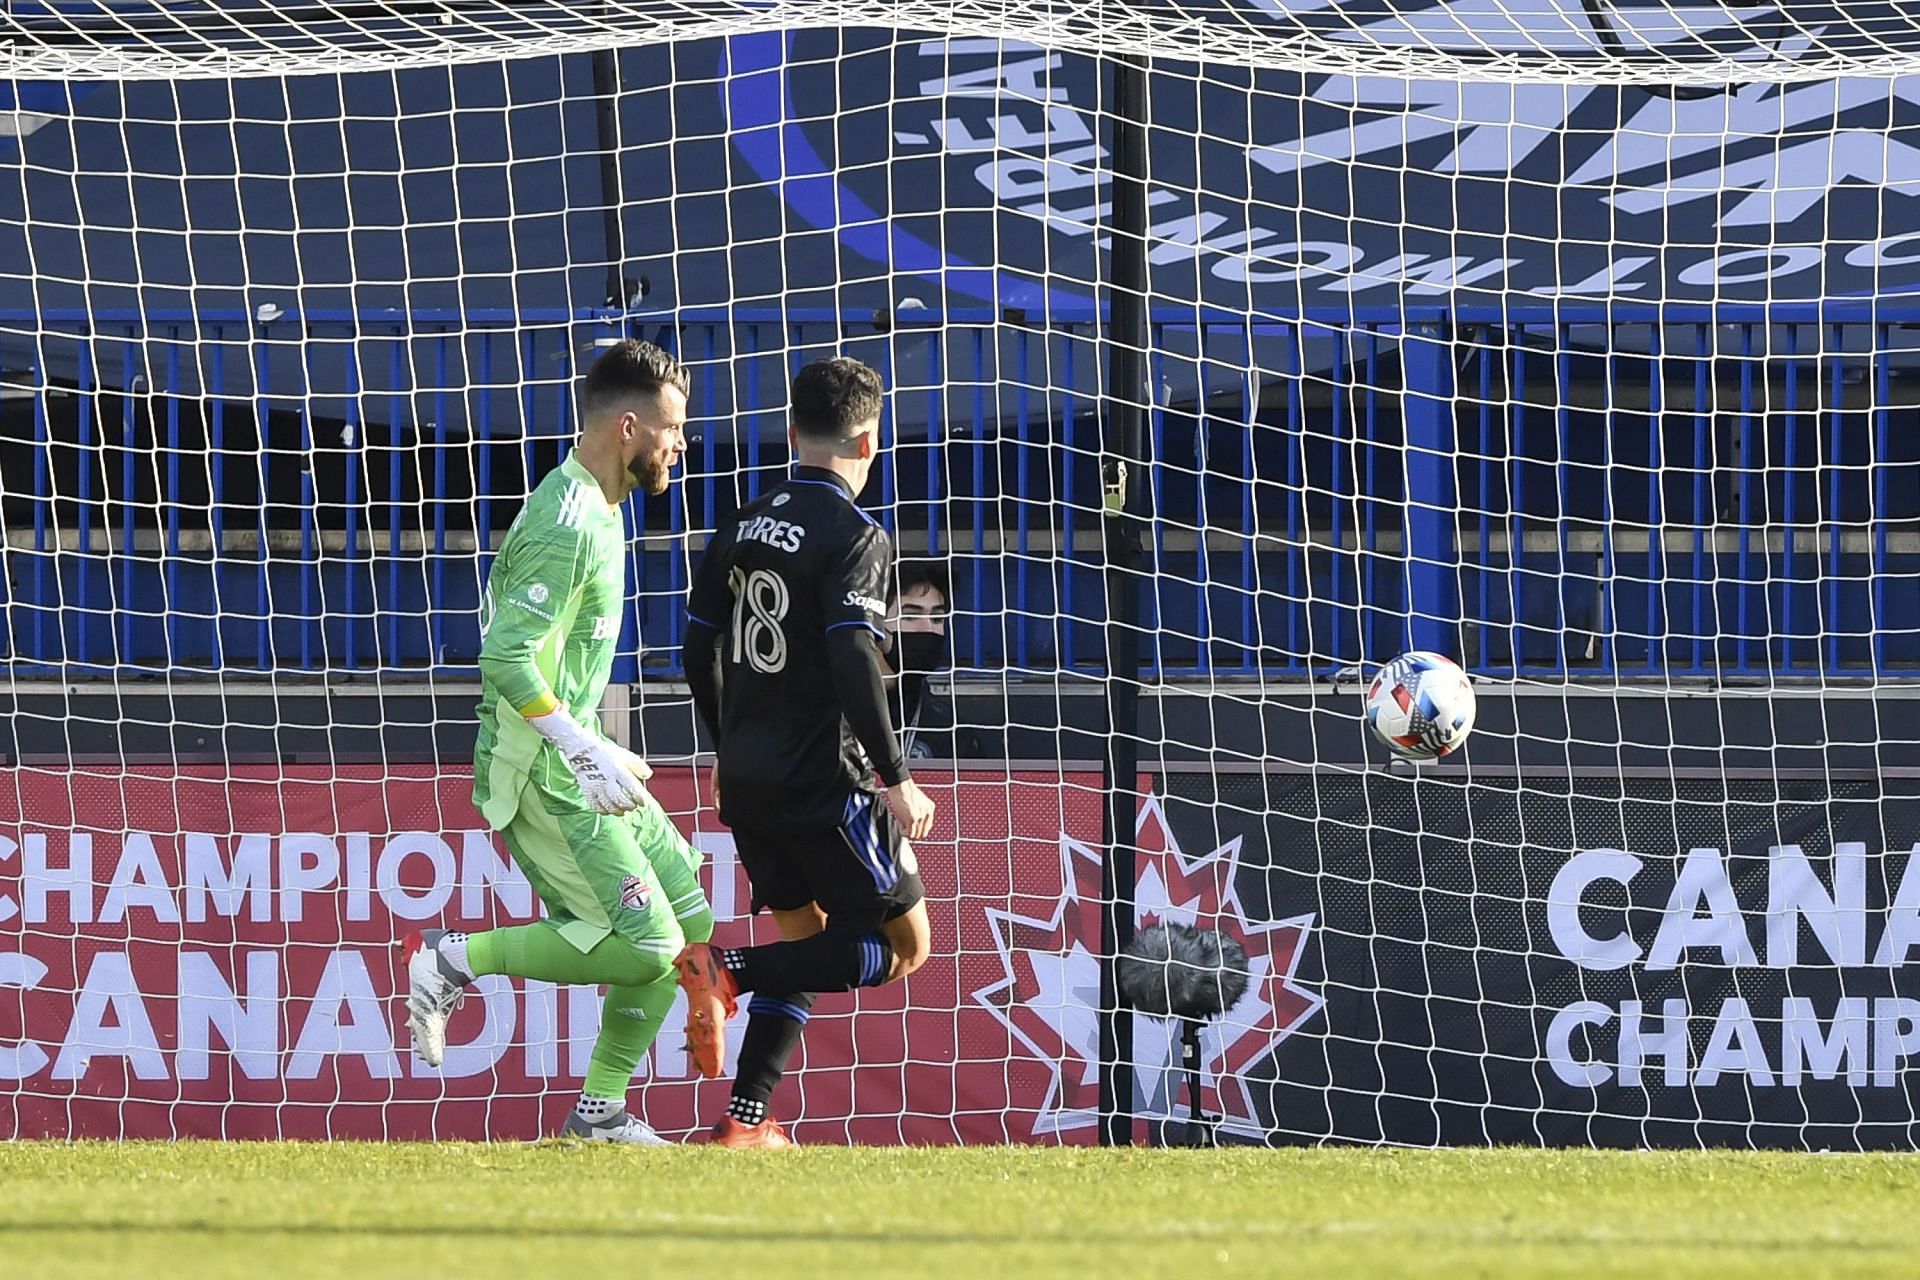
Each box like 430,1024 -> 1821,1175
0,766 -> 1131,1143
1176,770 -> 1920,1150
9,764 -> 1918,1147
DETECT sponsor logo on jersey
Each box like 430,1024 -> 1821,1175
619,874 -> 651,912
527,583 -> 550,605
773,493 -> 791,506
590,615 -> 619,641
845,591 -> 887,615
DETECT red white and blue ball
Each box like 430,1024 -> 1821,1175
1364,651 -> 1476,761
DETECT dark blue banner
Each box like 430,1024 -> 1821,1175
1162,770 -> 1920,1149
8,3 -> 1920,320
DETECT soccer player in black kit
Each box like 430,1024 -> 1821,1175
676,356 -> 937,1148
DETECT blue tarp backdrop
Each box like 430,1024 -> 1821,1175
6,2 -> 1920,681
8,3 -> 1920,320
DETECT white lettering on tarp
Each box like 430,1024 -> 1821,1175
1874,845 -> 1920,965
100,833 -> 178,925
651,992 -> 694,1080
1545,1000 -> 1612,1088
1873,998 -> 1920,1088
905,43 -> 1920,296
1696,997 -> 1775,1087
1547,848 -> 1642,971
524,978 -> 560,1078
1249,83 -> 1468,175
934,101 -> 1090,153
1676,246 -> 1824,287
694,832 -> 738,923
1322,252 -> 1524,296
916,42 -> 1088,155
1618,998 -> 1689,1088
0,835 -> 16,925
1783,996 -> 1869,1086
345,831 -> 373,921
0,951 -> 49,1079
177,951 -> 279,1081
976,144 -> 1102,204
1,829 -> 526,926
568,983 -> 602,1079
460,829 -> 531,920
1211,240 -> 1358,286
1551,997 -> 1897,1089
1543,843 -> 1920,1090
965,94 -> 1707,299
1537,255 -> 1656,296
1768,842 -> 1867,968
375,833 -> 455,922
919,43 -> 1068,101
184,832 -> 272,923
0,947 -> 710,1085
278,834 -> 339,924
285,950 -> 400,1081
1646,847 -> 1758,971
27,831 -> 92,924
1140,213 -> 1278,267
1551,841 -> 1920,971
1568,79 -> 1898,188
1846,232 -> 1920,268
1608,132 -> 1920,229
53,951 -> 167,1081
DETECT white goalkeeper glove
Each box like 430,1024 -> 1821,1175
526,707 -> 652,815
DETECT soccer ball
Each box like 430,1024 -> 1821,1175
1364,651 -> 1476,761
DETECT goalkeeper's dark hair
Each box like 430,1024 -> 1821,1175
581,339 -> 689,420
790,356 -> 884,441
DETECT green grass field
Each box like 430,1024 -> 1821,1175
2,1143 -> 1917,1278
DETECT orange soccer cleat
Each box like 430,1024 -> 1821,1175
672,942 -> 740,1079
709,1115 -> 795,1149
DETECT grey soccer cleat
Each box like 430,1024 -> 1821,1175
402,929 -> 469,1068
562,1109 -> 673,1145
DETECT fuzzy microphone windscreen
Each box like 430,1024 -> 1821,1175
1115,923 -> 1250,1019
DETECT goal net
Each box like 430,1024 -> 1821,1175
6,0 -> 1920,1148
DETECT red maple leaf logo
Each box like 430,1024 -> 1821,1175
974,793 -> 1323,1139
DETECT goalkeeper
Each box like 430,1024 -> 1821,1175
402,339 -> 713,1145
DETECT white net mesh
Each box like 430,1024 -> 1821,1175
5,2 -> 1920,1147
7,1 -> 1920,82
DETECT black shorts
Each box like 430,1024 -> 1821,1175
732,790 -> 925,932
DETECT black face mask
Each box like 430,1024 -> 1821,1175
894,630 -> 950,726
897,629 -> 950,674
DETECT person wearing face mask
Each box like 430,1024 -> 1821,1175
888,560 -> 951,755
885,560 -> 996,760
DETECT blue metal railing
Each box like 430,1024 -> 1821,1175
4,303 -> 1920,681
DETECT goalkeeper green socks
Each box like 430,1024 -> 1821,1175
460,923 -> 697,1098
464,922 -> 672,988
584,973 -> 682,1098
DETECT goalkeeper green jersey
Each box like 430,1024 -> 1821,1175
473,449 -> 626,827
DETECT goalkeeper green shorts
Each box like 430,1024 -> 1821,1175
494,755 -> 711,958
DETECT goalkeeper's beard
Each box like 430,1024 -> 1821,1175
626,454 -> 672,496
